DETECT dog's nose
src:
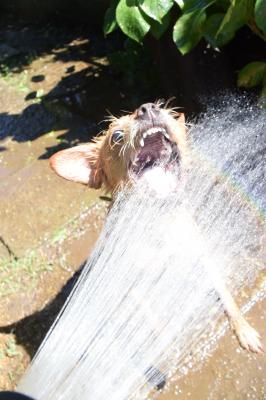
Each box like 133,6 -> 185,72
136,103 -> 160,120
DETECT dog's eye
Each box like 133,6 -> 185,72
112,130 -> 124,144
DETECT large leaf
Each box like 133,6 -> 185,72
216,0 -> 253,46
150,11 -> 171,39
116,0 -> 150,43
139,0 -> 174,22
237,61 -> 266,88
174,0 -> 184,7
173,10 -> 206,54
103,0 -> 119,35
255,0 -> 266,33
183,0 -> 216,13
203,12 -> 234,47
175,0 -> 185,9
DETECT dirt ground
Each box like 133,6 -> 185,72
0,17 -> 265,399
0,19 -> 112,390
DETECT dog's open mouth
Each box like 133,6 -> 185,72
129,126 -> 180,195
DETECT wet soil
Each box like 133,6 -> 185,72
157,296 -> 266,400
0,16 -> 265,398
0,19 -> 114,390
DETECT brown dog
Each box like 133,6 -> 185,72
50,102 -> 188,196
50,102 -> 263,353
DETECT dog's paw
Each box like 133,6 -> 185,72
234,318 -> 264,354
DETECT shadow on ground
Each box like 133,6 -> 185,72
0,18 -> 160,160
0,266 -> 83,358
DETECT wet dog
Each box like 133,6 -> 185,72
50,102 -> 263,354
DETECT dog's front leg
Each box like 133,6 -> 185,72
188,221 -> 264,354
213,279 -> 263,353
172,208 -> 263,353
194,229 -> 263,353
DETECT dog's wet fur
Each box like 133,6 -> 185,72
50,101 -> 263,363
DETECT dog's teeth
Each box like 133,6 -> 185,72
142,127 -> 168,137
164,132 -> 170,139
140,138 -> 144,147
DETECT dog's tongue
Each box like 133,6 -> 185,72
141,166 -> 177,196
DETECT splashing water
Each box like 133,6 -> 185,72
19,97 -> 265,400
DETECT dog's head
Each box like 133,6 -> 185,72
50,102 -> 188,195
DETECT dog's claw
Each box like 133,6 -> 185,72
234,319 -> 264,354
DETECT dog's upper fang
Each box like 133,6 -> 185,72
140,127 -> 171,143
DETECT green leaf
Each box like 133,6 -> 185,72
150,11 -> 171,38
52,227 -> 67,244
203,13 -> 233,47
174,0 -> 184,7
36,89 -> 44,98
183,0 -> 216,13
116,0 -> 150,43
255,0 -> 266,32
237,61 -> 266,87
138,0 -> 174,22
216,0 -> 253,46
173,10 -> 206,54
5,338 -> 21,358
104,0 -> 119,35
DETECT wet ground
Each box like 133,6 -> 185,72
157,288 -> 266,400
0,16 -> 265,399
0,19 -> 114,389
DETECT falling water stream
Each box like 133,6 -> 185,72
19,97 -> 265,399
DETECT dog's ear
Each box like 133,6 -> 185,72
50,144 -> 103,189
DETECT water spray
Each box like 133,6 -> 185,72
17,97 -> 265,399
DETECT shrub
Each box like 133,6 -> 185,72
104,0 -> 266,100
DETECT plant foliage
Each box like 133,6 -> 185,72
104,0 -> 266,100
